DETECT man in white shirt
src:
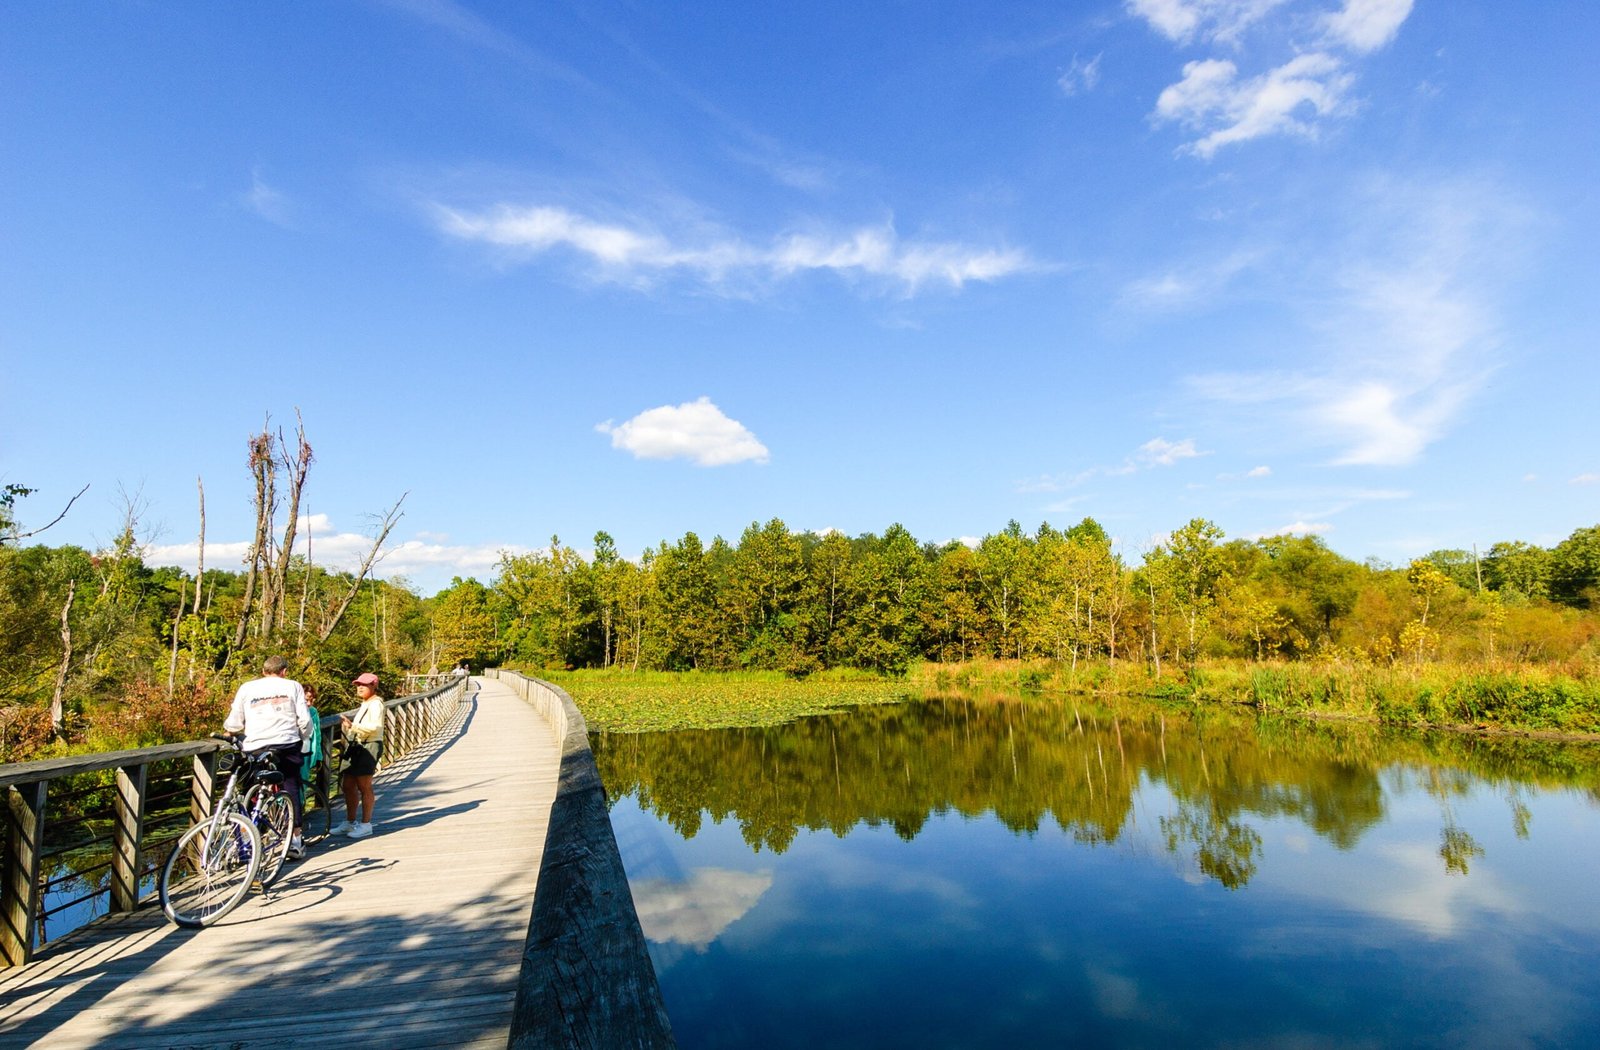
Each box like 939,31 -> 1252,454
224,654 -> 313,858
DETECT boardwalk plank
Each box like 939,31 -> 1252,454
0,678 -> 560,1050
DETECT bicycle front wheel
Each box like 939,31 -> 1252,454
245,786 -> 295,887
159,811 -> 261,927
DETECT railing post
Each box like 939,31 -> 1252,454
111,763 -> 148,913
189,751 -> 216,826
2,780 -> 47,967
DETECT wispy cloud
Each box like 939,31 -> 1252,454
1020,437 -> 1207,493
244,170 -> 294,227
1119,248 -> 1263,310
377,0 -> 590,87
1572,473 -> 1600,486
1058,53 -> 1103,96
597,397 -> 770,467
1133,0 -> 1414,155
434,204 -> 1035,295
1188,176 -> 1525,466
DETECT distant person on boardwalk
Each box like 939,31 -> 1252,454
336,671 -> 385,839
224,654 -> 312,859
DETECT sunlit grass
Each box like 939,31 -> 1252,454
533,667 -> 914,732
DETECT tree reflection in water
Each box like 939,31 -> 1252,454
593,694 -> 1600,888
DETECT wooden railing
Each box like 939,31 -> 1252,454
0,676 -> 469,966
488,669 -> 676,1049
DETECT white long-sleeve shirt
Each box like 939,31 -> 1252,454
225,674 -> 312,750
346,696 -> 385,745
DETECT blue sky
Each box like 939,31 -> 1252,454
3,0 -> 1597,596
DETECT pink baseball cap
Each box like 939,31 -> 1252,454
352,672 -> 379,686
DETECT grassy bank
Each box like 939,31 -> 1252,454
906,658 -> 1600,737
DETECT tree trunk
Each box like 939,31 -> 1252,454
274,414 -> 313,633
234,430 -> 274,649
51,580 -> 76,738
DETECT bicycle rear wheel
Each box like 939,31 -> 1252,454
159,811 -> 261,927
245,786 -> 295,887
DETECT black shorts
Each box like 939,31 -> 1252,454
342,740 -> 380,777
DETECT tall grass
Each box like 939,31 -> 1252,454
905,658 -> 1600,735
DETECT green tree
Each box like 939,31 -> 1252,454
655,532 -> 722,670
1549,525 -> 1600,609
1148,518 -> 1226,665
975,521 -> 1029,659
841,525 -> 926,673
1482,541 -> 1551,602
429,577 -> 498,670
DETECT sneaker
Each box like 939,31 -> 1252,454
288,836 -> 305,860
331,820 -> 356,836
347,822 -> 374,839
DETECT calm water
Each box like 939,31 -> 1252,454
593,697 -> 1600,1049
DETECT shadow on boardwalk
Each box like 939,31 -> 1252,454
1,684 -> 546,1050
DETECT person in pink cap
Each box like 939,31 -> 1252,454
336,672 -> 385,838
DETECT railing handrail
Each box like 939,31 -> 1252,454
0,677 -> 470,966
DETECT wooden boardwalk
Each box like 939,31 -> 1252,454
0,677 -> 561,1049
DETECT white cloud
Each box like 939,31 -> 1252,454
1246,520 -> 1333,539
1571,473 -> 1600,486
141,512 -> 524,589
631,867 -> 774,950
1320,0 -> 1414,53
1136,437 -> 1204,467
435,204 -> 1034,295
1133,0 -> 1414,156
1155,53 -> 1353,157
597,397 -> 770,467
1248,465 -> 1271,477
1127,0 -> 1288,46
1058,53 -> 1103,96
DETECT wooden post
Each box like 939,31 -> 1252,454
190,752 -> 216,827
111,763 -> 148,912
2,781 -> 48,967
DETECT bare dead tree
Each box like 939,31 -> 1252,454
168,476 -> 206,694
234,428 -> 276,648
318,493 -> 408,643
50,579 -> 76,738
193,477 -> 206,680
298,500 -> 312,646
271,411 -> 314,633
3,483 -> 90,544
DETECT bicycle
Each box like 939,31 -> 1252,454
158,735 -> 296,927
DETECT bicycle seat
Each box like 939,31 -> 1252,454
251,769 -> 286,786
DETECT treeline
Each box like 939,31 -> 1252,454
445,517 -> 1600,677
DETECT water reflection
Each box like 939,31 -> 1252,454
596,697 -> 1598,888
595,696 -> 1600,1048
